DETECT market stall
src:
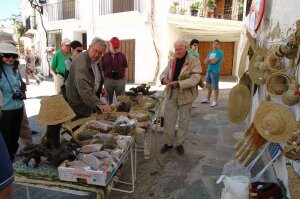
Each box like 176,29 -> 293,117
14,84 -> 160,198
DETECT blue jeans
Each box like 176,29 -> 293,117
205,70 -> 220,90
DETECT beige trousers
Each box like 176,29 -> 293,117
163,89 -> 192,146
54,74 -> 65,94
19,106 -> 36,150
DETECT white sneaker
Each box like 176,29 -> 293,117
211,100 -> 217,107
201,98 -> 210,103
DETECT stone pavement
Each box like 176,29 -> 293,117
12,72 -> 247,199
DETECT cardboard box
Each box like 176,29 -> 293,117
58,135 -> 133,186
58,163 -> 116,186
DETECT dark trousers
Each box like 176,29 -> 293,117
0,107 -> 23,162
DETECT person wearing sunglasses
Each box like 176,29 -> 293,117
188,39 -> 200,58
65,40 -> 83,80
0,43 -> 24,161
61,40 -> 83,100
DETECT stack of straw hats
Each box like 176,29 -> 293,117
37,95 -> 75,125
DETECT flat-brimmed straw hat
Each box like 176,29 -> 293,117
248,48 -> 272,85
37,95 -> 75,125
228,84 -> 251,124
253,101 -> 296,143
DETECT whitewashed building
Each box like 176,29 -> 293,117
20,0 -> 243,83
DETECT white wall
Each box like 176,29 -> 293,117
239,1 -> 300,196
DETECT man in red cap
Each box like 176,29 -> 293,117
101,37 -> 128,104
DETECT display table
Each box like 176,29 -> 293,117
14,141 -> 137,198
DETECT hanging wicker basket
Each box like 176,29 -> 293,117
282,80 -> 300,106
265,53 -> 285,72
266,72 -> 291,97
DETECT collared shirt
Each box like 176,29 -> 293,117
91,60 -> 101,93
51,49 -> 70,74
101,52 -> 128,79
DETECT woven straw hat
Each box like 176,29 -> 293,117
266,72 -> 291,97
37,95 -> 75,125
227,84 -> 251,124
253,101 -> 296,143
248,48 -> 273,85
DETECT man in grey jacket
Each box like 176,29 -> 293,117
66,37 -> 111,119
160,39 -> 201,155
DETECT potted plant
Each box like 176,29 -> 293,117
180,8 -> 187,15
190,1 -> 201,16
169,1 -> 179,14
207,0 -> 216,17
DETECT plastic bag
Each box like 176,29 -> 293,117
217,160 -> 251,199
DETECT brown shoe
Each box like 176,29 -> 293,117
160,144 -> 173,153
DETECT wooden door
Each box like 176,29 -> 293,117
119,39 -> 135,83
199,41 -> 234,76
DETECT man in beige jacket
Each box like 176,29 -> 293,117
160,39 -> 201,155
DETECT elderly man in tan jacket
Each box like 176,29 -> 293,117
160,39 -> 201,155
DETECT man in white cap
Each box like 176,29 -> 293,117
50,38 -> 71,94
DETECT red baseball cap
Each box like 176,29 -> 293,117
110,37 -> 120,48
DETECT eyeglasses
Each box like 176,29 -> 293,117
193,44 -> 198,47
76,49 -> 82,53
2,53 -> 18,59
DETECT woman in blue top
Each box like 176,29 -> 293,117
0,43 -> 24,161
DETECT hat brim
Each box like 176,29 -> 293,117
253,101 -> 296,143
227,84 -> 251,124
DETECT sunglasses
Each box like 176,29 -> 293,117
76,49 -> 82,53
193,44 -> 198,47
3,53 -> 18,59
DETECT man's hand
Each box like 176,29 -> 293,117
168,81 -> 179,88
96,104 -> 111,113
101,88 -> 107,97
162,78 -> 170,85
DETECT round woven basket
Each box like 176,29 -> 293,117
282,80 -> 300,106
266,72 -> 291,97
265,53 -> 285,72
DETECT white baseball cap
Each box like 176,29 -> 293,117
62,38 -> 71,45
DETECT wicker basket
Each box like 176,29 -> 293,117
266,72 -> 291,97
282,80 -> 300,106
73,123 -> 100,146
128,110 -> 150,122
265,53 -> 285,72
287,165 -> 300,199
